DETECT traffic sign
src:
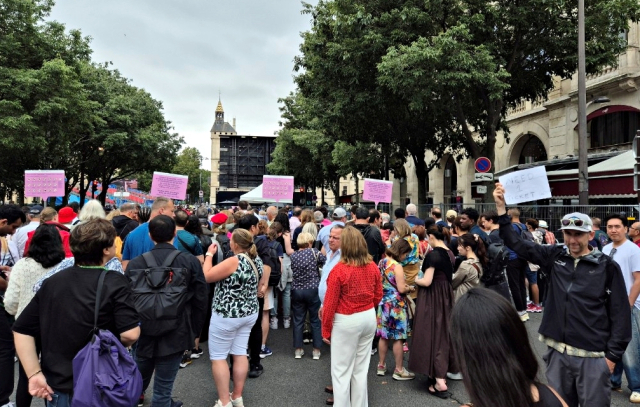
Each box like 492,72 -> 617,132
477,185 -> 488,194
474,173 -> 494,181
475,157 -> 492,173
199,190 -> 204,197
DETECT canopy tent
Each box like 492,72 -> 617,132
239,184 -> 293,204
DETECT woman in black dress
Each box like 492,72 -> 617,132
408,224 -> 456,399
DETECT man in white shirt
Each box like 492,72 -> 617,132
603,214 -> 640,402
13,205 -> 42,258
316,208 -> 347,249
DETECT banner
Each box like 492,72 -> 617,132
262,175 -> 294,202
150,172 -> 189,200
362,178 -> 394,207
24,170 -> 65,198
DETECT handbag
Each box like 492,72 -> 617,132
312,249 -> 323,278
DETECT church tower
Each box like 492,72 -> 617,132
210,98 -> 237,204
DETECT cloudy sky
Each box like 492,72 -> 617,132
48,0 -> 316,167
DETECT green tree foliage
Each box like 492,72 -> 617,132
0,0 -> 183,205
172,147 -> 211,204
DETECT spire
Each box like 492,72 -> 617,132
215,97 -> 224,124
216,100 -> 224,113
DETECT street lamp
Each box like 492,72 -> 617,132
199,157 -> 209,204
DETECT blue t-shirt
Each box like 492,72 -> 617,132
175,230 -> 203,256
121,223 -> 178,261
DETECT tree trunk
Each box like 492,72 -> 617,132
353,172 -> 360,204
411,152 -> 429,205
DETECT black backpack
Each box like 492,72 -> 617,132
126,251 -> 190,337
516,223 -> 535,243
481,242 -> 510,286
267,241 -> 283,286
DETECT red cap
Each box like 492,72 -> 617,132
58,207 -> 76,224
211,213 -> 228,225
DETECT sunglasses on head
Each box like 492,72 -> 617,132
561,218 -> 585,227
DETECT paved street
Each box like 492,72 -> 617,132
13,311 -> 633,406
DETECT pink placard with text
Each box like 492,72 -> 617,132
362,178 -> 394,206
150,172 -> 188,200
262,175 -> 294,202
24,170 -> 66,198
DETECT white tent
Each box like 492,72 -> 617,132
239,184 -> 293,204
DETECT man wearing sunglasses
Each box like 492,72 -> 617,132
493,183 -> 631,407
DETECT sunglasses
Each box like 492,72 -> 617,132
561,218 -> 586,228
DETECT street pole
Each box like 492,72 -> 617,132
199,171 -> 202,204
577,0 -> 588,205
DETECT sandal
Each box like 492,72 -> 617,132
427,383 -> 450,399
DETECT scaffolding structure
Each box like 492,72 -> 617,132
218,136 -> 276,189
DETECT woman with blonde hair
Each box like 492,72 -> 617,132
203,228 -> 264,407
75,200 -> 106,226
290,232 -> 325,359
388,219 -> 421,300
322,226 -> 382,407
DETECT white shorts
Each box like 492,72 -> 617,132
208,311 -> 258,360
263,287 -> 275,311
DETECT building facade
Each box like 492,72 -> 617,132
209,100 -> 276,204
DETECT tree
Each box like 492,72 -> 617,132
377,0 -> 640,199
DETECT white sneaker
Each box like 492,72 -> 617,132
447,372 -> 463,380
214,400 -> 231,407
313,350 -> 321,360
295,349 -> 305,359
630,391 -> 640,403
283,317 -> 291,329
269,317 -> 278,330
230,393 -> 244,407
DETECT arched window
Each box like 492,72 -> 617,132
518,135 -> 547,164
589,111 -> 640,148
443,156 -> 457,197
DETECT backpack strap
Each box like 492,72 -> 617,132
142,251 -> 159,268
176,235 -> 197,256
160,250 -> 181,268
93,269 -> 109,332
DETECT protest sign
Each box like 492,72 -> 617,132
362,178 -> 394,207
24,170 -> 65,198
262,175 -> 294,202
498,166 -> 552,205
150,172 -> 188,200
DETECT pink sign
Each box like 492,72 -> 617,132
150,172 -> 188,200
24,170 -> 66,198
362,178 -> 394,207
262,175 -> 294,202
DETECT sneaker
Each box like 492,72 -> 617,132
170,400 -> 183,407
631,391 -> 640,403
447,372 -> 463,380
371,347 -> 378,356
138,394 -> 144,407
392,367 -> 416,381
248,364 -> 263,378
179,353 -> 192,368
519,311 -> 529,322
260,345 -> 273,358
295,349 -> 305,359
230,394 -> 244,407
269,317 -> 278,330
526,302 -> 537,313
214,400 -> 232,407
532,304 -> 543,313
313,350 -> 321,360
377,363 -> 386,376
283,317 -> 291,329
403,342 -> 409,353
190,347 -> 203,359
1,403 -> 16,407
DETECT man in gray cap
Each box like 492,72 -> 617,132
316,207 -> 347,249
14,205 -> 43,257
493,183 -> 630,407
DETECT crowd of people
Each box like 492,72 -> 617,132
0,189 -> 639,407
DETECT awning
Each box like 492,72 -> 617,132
547,150 -> 634,177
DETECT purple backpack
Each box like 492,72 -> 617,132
72,270 -> 142,407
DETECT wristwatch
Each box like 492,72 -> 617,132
205,252 -> 214,257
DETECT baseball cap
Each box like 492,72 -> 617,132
538,220 -> 549,229
314,211 -> 324,223
29,205 -> 44,215
445,209 -> 457,219
332,207 -> 347,219
559,213 -> 592,233
211,213 -> 228,225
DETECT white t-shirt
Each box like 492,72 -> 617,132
603,240 -> 640,310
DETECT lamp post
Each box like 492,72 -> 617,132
199,156 -> 209,204
577,0 -> 588,205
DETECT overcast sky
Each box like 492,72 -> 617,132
48,0 -> 316,167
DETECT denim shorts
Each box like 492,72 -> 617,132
208,311 -> 258,360
526,268 -> 538,284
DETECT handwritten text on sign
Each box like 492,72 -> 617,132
498,166 -> 551,205
150,172 -> 188,200
262,175 -> 294,201
362,178 -> 394,206
25,170 -> 66,198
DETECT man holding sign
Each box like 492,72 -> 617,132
493,182 -> 630,407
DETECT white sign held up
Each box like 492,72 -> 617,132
498,166 -> 552,205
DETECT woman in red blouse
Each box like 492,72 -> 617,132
322,226 -> 383,407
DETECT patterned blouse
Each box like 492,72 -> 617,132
290,248 -> 326,290
212,254 -> 263,318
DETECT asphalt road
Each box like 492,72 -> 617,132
12,312 -> 634,406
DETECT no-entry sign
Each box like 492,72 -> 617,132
475,157 -> 492,173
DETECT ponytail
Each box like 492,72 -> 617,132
247,243 -> 258,259
458,233 -> 489,268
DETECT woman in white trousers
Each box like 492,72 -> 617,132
322,226 -> 383,407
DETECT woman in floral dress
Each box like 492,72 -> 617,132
376,238 -> 416,381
